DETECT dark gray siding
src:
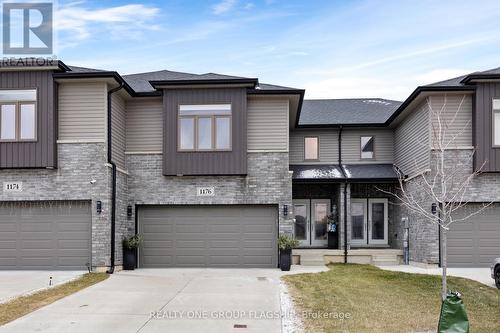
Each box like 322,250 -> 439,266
474,82 -> 500,172
163,88 -> 247,175
0,71 -> 56,168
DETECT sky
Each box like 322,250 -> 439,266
51,0 -> 500,101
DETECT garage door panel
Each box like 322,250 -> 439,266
0,201 -> 91,270
139,205 -> 277,268
449,204 -> 500,267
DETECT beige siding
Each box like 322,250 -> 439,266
290,130 -> 339,164
341,129 -> 394,164
394,100 -> 430,176
429,94 -> 472,147
58,82 -> 107,141
125,98 -> 163,152
247,99 -> 289,152
111,93 -> 126,169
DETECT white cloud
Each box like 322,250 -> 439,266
56,3 -> 160,44
414,68 -> 471,85
304,76 -> 412,101
212,0 -> 237,15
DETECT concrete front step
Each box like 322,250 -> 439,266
293,248 -> 403,266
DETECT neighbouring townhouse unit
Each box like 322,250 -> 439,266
0,59 -> 499,271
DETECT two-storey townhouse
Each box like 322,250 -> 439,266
0,59 -> 499,271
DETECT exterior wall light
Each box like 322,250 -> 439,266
127,205 -> 133,217
283,204 -> 288,216
431,202 -> 437,215
96,200 -> 102,214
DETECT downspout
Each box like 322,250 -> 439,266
338,126 -> 348,264
106,82 -> 124,274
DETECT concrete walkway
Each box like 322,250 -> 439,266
0,266 -> 327,333
378,265 -> 495,288
0,271 -> 84,304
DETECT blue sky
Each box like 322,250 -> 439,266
54,0 -> 500,100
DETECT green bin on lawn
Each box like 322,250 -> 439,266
437,291 -> 469,333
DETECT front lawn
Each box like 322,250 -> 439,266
283,264 -> 499,333
0,273 -> 108,326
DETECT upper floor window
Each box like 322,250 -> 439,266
0,89 -> 37,141
360,136 -> 374,159
493,99 -> 500,146
304,137 -> 319,160
178,104 -> 231,151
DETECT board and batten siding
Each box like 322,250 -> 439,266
289,130 -> 339,164
341,129 -> 394,164
394,100 -> 430,176
429,94 -> 473,148
247,98 -> 289,152
125,98 -> 163,153
111,93 -> 126,169
58,82 -> 106,141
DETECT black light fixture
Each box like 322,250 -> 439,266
431,202 -> 437,215
96,200 -> 102,214
127,205 -> 133,217
283,204 -> 288,216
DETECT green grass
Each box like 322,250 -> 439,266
0,273 -> 108,326
283,264 -> 500,333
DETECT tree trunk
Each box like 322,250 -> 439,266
441,228 -> 447,301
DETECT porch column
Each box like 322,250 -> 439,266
339,183 -> 351,252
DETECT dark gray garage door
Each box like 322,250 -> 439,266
0,201 -> 91,270
448,204 -> 500,267
139,205 -> 278,268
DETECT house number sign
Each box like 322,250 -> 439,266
3,182 -> 23,192
197,187 -> 215,196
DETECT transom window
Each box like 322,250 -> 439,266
178,104 -> 231,151
360,136 -> 374,159
0,89 -> 37,141
304,137 -> 319,160
493,99 -> 500,146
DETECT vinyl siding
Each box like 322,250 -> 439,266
247,98 -> 288,152
125,98 -> 162,153
289,130 -> 339,164
474,83 -> 500,171
341,129 -> 394,164
111,93 -> 126,169
58,82 -> 106,141
429,94 -> 472,148
394,100 -> 430,176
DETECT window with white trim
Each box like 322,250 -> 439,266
178,104 -> 231,151
0,89 -> 37,141
493,99 -> 500,146
304,137 -> 319,160
360,136 -> 374,159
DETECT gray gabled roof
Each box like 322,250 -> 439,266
298,98 -> 402,126
424,66 -> 500,87
67,65 -> 107,73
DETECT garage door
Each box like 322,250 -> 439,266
448,204 -> 500,267
139,205 -> 278,268
0,201 -> 91,270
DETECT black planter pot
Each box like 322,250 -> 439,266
280,248 -> 292,271
123,247 -> 137,270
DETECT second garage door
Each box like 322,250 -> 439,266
448,203 -> 500,267
138,205 -> 278,268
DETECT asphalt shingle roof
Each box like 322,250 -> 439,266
299,98 -> 402,126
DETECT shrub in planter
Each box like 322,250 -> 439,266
278,234 -> 300,271
122,235 -> 142,270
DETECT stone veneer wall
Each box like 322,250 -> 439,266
126,152 -> 293,234
0,143 -> 115,269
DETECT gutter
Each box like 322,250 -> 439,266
106,82 -> 124,274
337,126 -> 349,264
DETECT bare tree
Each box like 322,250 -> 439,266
383,93 -> 491,300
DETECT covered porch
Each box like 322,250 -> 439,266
290,163 -> 404,266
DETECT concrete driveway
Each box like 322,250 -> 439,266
378,265 -> 495,288
0,271 -> 84,304
0,266 -> 326,333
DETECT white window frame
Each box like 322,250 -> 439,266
0,89 -> 37,142
177,104 -> 232,152
360,136 -> 374,160
492,98 -> 500,147
304,136 -> 319,161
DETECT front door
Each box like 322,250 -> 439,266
350,198 -> 388,246
293,199 -> 330,247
